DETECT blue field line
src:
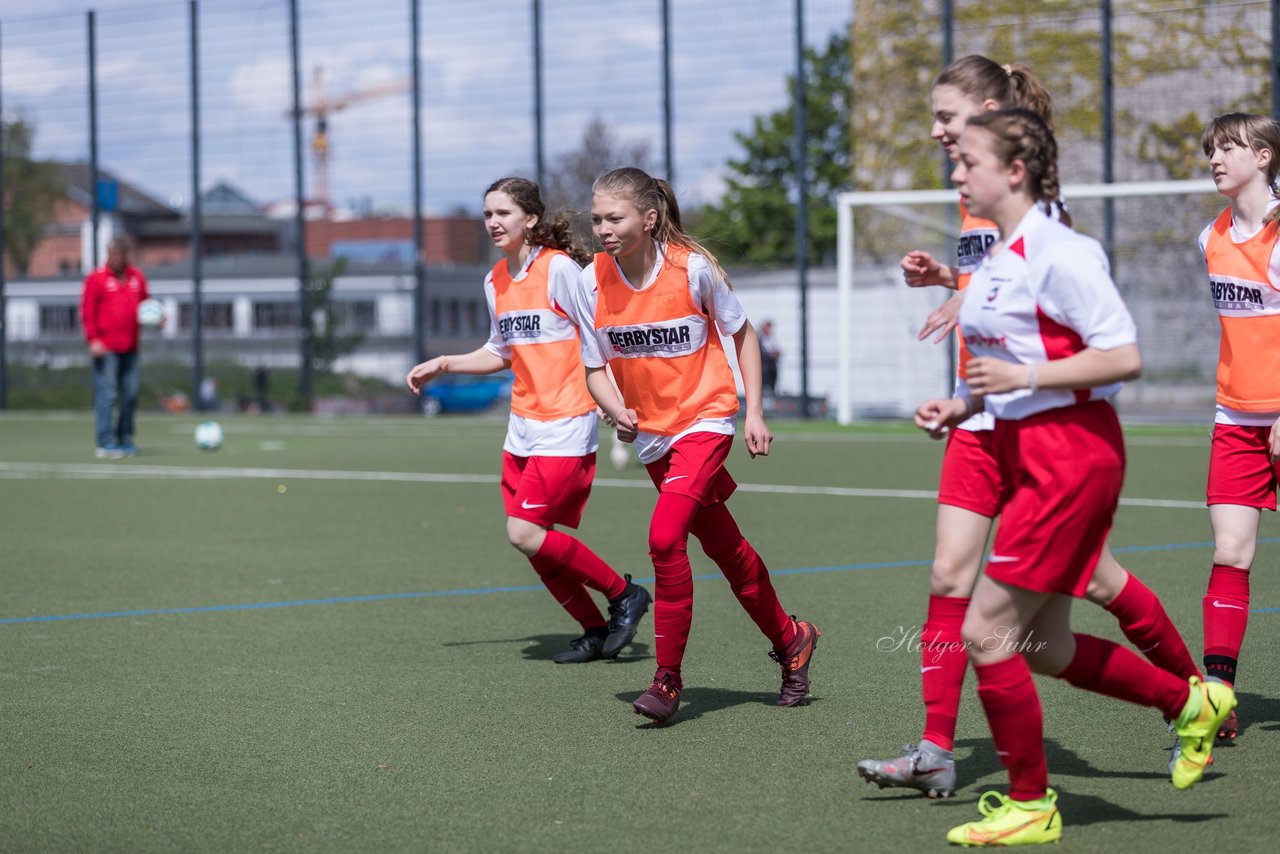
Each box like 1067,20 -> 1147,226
3,536 -> 1278,626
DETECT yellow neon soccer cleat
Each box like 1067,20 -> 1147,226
946,789 -> 1061,847
1171,676 -> 1237,790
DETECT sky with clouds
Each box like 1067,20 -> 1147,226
2,0 -> 852,216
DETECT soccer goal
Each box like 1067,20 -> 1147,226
833,179 -> 1220,425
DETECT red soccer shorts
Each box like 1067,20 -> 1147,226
1207,422 -> 1280,511
501,452 -> 596,528
643,431 -> 738,506
987,401 -> 1125,597
937,426 -> 1002,518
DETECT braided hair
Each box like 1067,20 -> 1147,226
966,108 -> 1071,228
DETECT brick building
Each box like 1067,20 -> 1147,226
5,163 -> 486,280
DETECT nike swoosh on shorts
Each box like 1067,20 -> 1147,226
521,499 -> 547,509
663,475 -> 689,485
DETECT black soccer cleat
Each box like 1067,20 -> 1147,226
553,628 -> 608,664
602,575 -> 652,659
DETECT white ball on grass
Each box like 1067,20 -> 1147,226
194,421 -> 223,451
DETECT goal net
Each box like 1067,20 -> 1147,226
833,180 -> 1221,425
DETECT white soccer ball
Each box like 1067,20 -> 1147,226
137,298 -> 165,329
194,420 -> 223,452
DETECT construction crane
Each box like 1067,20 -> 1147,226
290,66 -> 410,212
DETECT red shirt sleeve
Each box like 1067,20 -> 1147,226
81,271 -> 101,343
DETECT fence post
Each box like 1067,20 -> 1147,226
661,0 -> 674,184
532,0 -> 544,187
794,0 -> 811,417
288,0 -> 311,405
88,10 -> 100,270
411,0 -> 426,367
0,20 -> 7,410
940,0 -> 953,188
190,0 -> 205,407
1101,0 -> 1116,274
1272,0 -> 1280,120
940,0 -> 956,392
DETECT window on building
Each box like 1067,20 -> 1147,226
253,301 -> 300,331
40,305 -> 80,335
448,299 -> 461,333
466,300 -> 480,334
430,299 -> 442,334
331,300 -> 377,333
178,302 -> 234,333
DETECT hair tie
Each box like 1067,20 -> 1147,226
1002,63 -> 1013,76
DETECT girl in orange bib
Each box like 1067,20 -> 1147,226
559,167 -> 819,725
406,177 -> 650,665
1196,113 -> 1280,741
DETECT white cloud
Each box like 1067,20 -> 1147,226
1,47 -> 83,98
227,58 -> 293,117
5,0 -> 850,215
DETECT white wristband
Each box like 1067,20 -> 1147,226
1027,364 -> 1039,393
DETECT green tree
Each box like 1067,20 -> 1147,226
696,31 -> 852,266
2,116 -> 65,277
544,117 -> 652,212
1122,3 -> 1270,180
543,117 -> 652,253
304,259 -> 364,375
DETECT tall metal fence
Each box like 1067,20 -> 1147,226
1,0 -> 1277,416
0,0 -> 850,411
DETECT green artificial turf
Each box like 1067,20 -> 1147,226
0,412 -> 1274,852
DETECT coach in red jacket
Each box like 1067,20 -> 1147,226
82,237 -> 150,458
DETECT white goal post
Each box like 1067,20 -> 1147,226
833,179 -> 1219,425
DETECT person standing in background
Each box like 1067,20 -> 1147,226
81,236 -> 150,458
757,320 -> 780,398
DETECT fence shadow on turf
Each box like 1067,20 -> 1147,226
614,686 -> 811,727
440,633 -> 652,663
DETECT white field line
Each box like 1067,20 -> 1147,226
0,461 -> 1204,508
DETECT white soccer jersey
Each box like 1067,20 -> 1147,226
559,241 -> 748,464
954,201 -> 1068,433
958,207 -> 1137,421
482,247 -> 597,457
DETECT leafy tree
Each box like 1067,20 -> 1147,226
1121,3 -> 1270,180
304,258 -> 363,375
696,31 -> 852,266
2,116 -> 65,277
543,117 -> 652,249
842,0 -> 1269,261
